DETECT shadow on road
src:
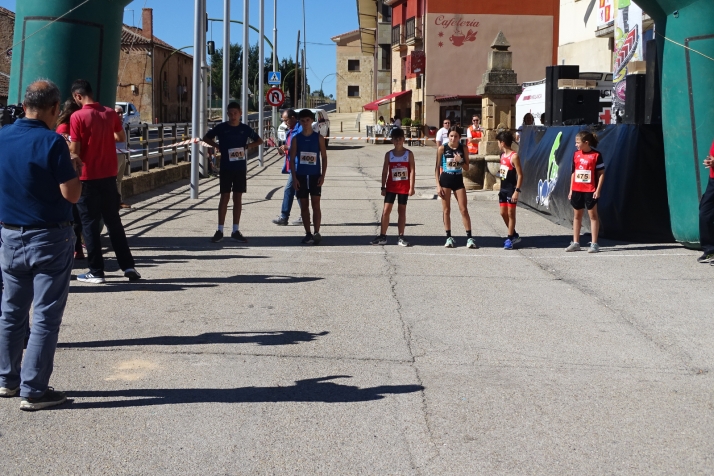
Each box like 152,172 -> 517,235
59,376 -> 424,409
59,330 -> 329,349
69,274 -> 323,293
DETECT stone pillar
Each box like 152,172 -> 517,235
476,32 -> 522,191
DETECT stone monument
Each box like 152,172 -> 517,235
475,32 -> 522,190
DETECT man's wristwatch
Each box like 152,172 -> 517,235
515,188 -> 521,193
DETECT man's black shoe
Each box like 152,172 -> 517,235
211,230 -> 224,243
20,388 -> 67,411
231,230 -> 248,243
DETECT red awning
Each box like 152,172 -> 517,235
363,90 -> 412,111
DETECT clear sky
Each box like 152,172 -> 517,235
0,0 -> 358,97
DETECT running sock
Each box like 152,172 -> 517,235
232,224 -> 239,233
466,230 -> 472,238
446,230 -> 452,238
508,234 -> 514,240
217,225 -> 224,232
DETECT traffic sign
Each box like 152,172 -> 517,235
266,87 -> 285,107
268,71 -> 281,85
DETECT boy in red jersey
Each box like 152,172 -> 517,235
566,131 -> 605,253
370,128 -> 415,246
698,139 -> 714,263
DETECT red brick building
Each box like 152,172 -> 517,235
117,8 -> 193,123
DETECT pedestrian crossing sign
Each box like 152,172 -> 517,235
268,71 -> 281,85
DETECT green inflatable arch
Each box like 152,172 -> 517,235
8,0 -> 132,108
635,0 -> 714,246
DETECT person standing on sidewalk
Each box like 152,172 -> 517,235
69,79 -> 141,283
272,109 -> 303,226
698,139 -> 714,263
114,105 -> 130,209
0,79 -> 81,410
203,102 -> 263,243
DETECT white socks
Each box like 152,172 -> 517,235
217,225 -> 224,232
232,224 -> 239,232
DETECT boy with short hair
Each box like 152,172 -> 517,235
203,102 -> 262,242
371,128 -> 415,246
290,109 -> 327,244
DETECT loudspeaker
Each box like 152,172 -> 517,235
644,39 -> 662,124
552,89 -> 600,126
545,65 -> 580,126
624,74 -> 647,124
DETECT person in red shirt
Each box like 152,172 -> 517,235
55,99 -> 84,260
466,115 -> 482,155
69,79 -> 140,283
566,131 -> 605,253
370,128 -> 416,247
698,139 -> 714,263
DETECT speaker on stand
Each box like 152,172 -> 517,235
624,74 -> 647,124
544,65 -> 580,126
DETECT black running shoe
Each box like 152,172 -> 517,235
301,234 -> 314,245
211,230 -> 224,243
231,230 -> 247,242
20,388 -> 67,411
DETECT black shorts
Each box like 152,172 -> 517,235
498,189 -> 517,208
570,191 -> 598,210
439,173 -> 465,191
296,175 -> 322,199
219,170 -> 247,194
384,192 -> 408,205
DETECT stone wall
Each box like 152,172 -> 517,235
116,47 -> 154,121
0,8 -> 15,104
335,37 -> 374,113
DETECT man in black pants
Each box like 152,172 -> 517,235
698,139 -> 714,263
69,79 -> 140,283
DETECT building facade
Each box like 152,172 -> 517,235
0,7 -> 14,105
355,0 -> 394,120
369,0 -> 560,130
332,29 -> 374,113
558,0 -> 613,72
116,8 -> 193,123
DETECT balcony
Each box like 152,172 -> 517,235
405,17 -> 422,46
391,25 -> 406,51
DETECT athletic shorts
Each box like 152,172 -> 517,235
570,191 -> 598,210
384,192 -> 408,205
219,170 -> 247,194
439,173 -> 465,191
296,174 -> 322,199
498,189 -> 517,208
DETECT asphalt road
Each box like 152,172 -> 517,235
1,141 -> 711,474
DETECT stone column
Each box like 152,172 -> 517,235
476,32 -> 522,191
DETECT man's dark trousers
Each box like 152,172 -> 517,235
76,176 -> 135,276
700,177 -> 714,255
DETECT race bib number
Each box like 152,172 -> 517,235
500,165 -> 510,178
575,169 -> 592,183
444,159 -> 461,173
228,147 -> 245,161
391,166 -> 408,181
300,151 -> 317,166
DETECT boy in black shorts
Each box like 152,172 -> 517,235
290,109 -> 327,244
203,102 -> 262,242
371,128 -> 415,246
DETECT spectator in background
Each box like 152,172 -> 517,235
516,113 -> 535,142
55,98 -> 84,260
272,109 -> 302,226
0,79 -> 81,410
69,79 -> 141,284
466,115 -> 483,156
698,139 -> 714,264
114,106 -> 130,209
436,119 -> 451,145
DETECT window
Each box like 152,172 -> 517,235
380,2 -> 391,22
416,76 -> 422,89
380,45 -> 391,70
347,86 -> 360,97
348,60 -> 360,72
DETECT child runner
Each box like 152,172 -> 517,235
371,128 -> 416,246
496,130 -> 523,250
290,109 -> 327,244
435,126 -> 477,249
203,101 -> 262,243
566,131 -> 605,253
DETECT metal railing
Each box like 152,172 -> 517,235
120,118 -> 274,176
405,17 -> 416,41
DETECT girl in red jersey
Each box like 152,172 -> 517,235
496,131 -> 523,250
370,128 -> 415,246
566,131 -> 605,253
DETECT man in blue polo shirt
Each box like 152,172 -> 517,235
203,102 -> 263,242
0,79 -> 82,411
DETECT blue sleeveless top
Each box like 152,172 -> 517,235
441,143 -> 464,175
293,133 -> 322,175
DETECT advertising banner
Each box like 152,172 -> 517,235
612,0 -> 643,119
518,125 -> 673,243
598,0 -> 614,27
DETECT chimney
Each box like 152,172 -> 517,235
141,8 -> 153,40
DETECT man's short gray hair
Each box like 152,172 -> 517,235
23,79 -> 61,111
